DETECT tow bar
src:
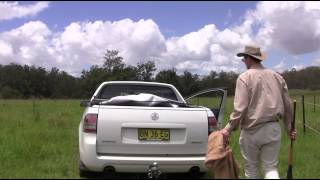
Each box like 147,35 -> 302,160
147,162 -> 162,179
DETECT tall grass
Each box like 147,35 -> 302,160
0,100 -> 83,178
0,92 -> 319,178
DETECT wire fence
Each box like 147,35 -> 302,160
293,95 -> 320,135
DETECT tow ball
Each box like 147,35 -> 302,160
147,162 -> 162,179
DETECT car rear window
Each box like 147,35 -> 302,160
97,84 -> 178,101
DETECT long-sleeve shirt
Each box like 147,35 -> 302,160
225,63 -> 293,133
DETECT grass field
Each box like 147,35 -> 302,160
0,92 -> 320,178
0,100 -> 81,178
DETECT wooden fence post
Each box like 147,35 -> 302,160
302,95 -> 306,134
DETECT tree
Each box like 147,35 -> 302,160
103,50 -> 125,74
0,86 -> 22,99
2,50 -> 320,100
137,61 -> 156,81
155,68 -> 182,92
179,71 -> 200,96
200,71 -> 218,89
80,65 -> 107,98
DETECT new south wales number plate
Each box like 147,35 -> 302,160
138,128 -> 170,141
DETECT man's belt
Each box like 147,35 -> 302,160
266,120 -> 279,123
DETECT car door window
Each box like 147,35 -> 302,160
185,88 -> 227,129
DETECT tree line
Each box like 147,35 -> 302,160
0,50 -> 319,99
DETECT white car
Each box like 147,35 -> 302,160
79,81 -> 227,178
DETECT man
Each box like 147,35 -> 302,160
221,45 -> 297,179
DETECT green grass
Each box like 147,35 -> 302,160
0,100 -> 83,178
0,92 -> 320,178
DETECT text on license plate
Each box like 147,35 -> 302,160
138,128 -> 170,141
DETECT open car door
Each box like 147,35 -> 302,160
185,88 -> 227,129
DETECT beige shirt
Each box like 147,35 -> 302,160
225,63 -> 293,133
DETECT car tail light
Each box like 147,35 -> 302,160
208,116 -> 217,135
83,114 -> 98,133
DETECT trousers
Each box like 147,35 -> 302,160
239,122 -> 281,179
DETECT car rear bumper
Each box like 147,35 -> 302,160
79,134 -> 207,173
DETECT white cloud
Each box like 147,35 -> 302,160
176,61 -> 200,71
0,40 -> 13,56
1,1 -> 320,76
160,24 -> 251,75
274,60 -> 287,73
0,17 -> 256,76
0,21 -> 52,67
292,64 -> 305,71
0,19 -> 166,76
247,1 -> 320,54
0,1 -> 49,21
54,19 -> 167,74
312,58 -> 320,66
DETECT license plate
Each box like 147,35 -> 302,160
138,128 -> 170,141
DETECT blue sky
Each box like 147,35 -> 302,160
4,1 -> 255,36
0,1 -> 319,76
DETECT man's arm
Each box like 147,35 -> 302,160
222,77 -> 249,136
281,76 -> 296,139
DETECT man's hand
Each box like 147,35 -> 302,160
289,130 -> 297,140
221,128 -> 230,146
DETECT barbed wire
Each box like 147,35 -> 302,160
287,94 -> 320,136
305,124 -> 320,135
292,96 -> 320,135
291,99 -> 320,108
296,121 -> 320,136
303,102 -> 320,108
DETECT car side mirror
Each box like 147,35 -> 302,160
80,100 -> 90,107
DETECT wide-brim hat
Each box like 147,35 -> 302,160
237,45 -> 267,61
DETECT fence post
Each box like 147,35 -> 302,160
32,96 -> 35,115
314,95 -> 316,112
302,95 -> 306,134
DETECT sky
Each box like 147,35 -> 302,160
0,1 -> 320,77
